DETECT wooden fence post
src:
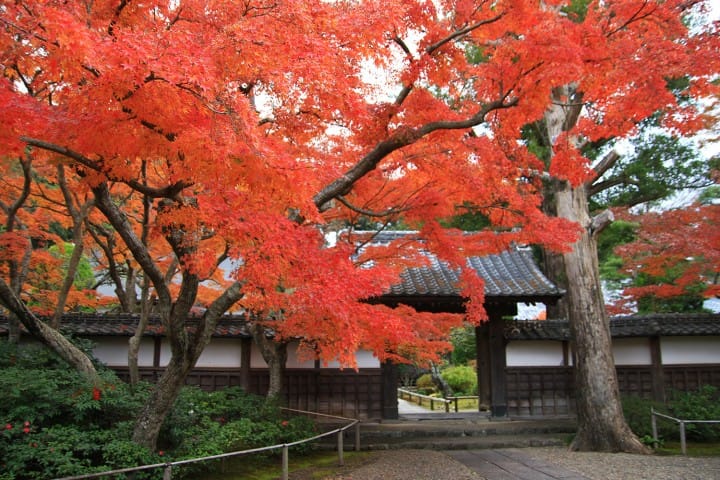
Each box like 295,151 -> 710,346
651,409 -> 658,448
355,423 -> 361,452
679,421 -> 686,455
338,431 -> 345,466
282,445 -> 289,480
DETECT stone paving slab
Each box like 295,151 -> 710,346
446,449 -> 591,480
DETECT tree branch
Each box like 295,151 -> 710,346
91,182 -> 173,308
589,209 -> 614,237
425,13 -> 505,55
20,137 -> 193,199
313,95 -> 518,211
336,195 -> 407,218
591,150 -> 621,181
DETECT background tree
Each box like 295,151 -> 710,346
0,152 -> 102,381
1,0 -> 718,452
611,200 -> 720,314
515,2 -> 718,451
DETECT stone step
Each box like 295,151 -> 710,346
361,433 -> 568,451
317,417 -> 576,451
359,417 -> 574,435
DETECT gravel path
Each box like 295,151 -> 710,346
521,446 -> 720,480
326,449 -> 484,480
321,447 -> 720,480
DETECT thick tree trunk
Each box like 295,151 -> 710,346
251,323 -> 287,398
7,312 -> 21,344
556,184 -> 648,453
541,183 -> 569,320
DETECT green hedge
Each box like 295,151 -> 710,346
623,385 -> 720,443
0,341 -> 316,480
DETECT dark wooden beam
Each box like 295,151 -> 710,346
649,336 -> 665,403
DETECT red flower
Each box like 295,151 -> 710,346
4,423 -> 11,430
158,451 -> 165,456
23,427 -> 30,434
23,421 -> 30,427
281,420 -> 289,427
92,387 -> 102,401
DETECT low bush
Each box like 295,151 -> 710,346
441,365 -> 477,396
0,341 -> 317,480
621,395 -> 673,440
415,373 -> 436,395
669,385 -> 720,442
623,386 -> 720,443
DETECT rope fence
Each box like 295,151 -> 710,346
52,408 -> 360,480
651,407 -> 720,455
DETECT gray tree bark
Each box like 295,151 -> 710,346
542,85 -> 647,453
0,276 -> 100,383
555,183 -> 648,452
250,323 -> 287,398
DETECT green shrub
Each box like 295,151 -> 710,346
670,385 -> 720,442
0,341 -> 318,480
623,386 -> 720,444
0,342 -> 161,479
441,365 -> 477,396
621,395 -> 674,440
415,373 -> 435,395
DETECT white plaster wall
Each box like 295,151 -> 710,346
506,340 -> 564,366
195,338 -> 243,367
251,343 -> 380,369
324,349 -> 380,369
661,336 -> 720,365
250,345 -> 268,368
612,337 -> 651,365
92,336 -> 154,367
159,339 -> 171,367
286,341 -> 316,369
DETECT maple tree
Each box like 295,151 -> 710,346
1,0 -> 718,452
0,152 -> 103,382
611,201 -> 720,314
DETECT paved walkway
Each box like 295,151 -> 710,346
397,398 -> 432,414
446,449 -> 591,480
392,402 -> 590,479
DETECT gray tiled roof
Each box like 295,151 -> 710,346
3,313 -> 719,339
0,313 -> 251,338
359,231 -> 562,300
505,314 -> 720,340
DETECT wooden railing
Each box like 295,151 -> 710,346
398,388 -> 479,413
398,387 -> 452,411
52,408 -> 360,480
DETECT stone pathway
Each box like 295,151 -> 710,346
397,398 -> 433,414
446,449 -> 591,480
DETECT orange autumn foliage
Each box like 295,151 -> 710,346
0,0 -> 717,368
612,202 -> 720,314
